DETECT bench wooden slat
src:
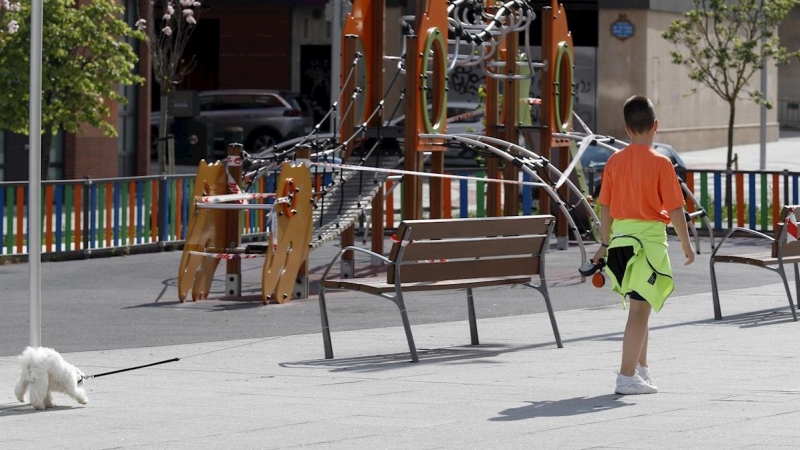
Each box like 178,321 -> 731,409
395,215 -> 554,241
398,235 -> 546,262
322,275 -> 535,295
713,253 -> 800,266
393,256 -> 540,283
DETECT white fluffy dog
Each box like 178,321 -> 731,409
14,346 -> 88,410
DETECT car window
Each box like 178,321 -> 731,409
580,145 -> 613,168
200,95 -> 255,111
253,95 -> 286,109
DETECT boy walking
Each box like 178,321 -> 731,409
593,95 -> 695,395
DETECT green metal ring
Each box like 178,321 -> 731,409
421,28 -> 448,134
553,41 -> 574,133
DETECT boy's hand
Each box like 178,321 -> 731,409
681,241 -> 695,266
592,246 -> 606,264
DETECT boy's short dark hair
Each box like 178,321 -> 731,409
623,95 -> 656,134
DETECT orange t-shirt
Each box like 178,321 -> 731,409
597,143 -> 685,224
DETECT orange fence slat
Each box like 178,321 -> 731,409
685,172 -> 694,213
735,172 -> 744,227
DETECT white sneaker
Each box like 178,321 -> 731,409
636,364 -> 657,388
615,373 -> 658,395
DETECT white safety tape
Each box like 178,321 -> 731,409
188,251 -> 266,260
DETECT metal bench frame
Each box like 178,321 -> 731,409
318,216 -> 562,362
709,206 -> 800,321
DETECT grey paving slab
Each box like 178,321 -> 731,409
2,279 -> 800,449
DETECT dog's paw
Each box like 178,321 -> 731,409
31,403 -> 46,411
77,396 -> 88,405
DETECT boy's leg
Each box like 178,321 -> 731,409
620,298 -> 651,376
638,327 -> 648,368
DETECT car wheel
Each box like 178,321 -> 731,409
248,131 -> 281,153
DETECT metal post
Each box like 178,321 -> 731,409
226,143 -> 243,297
29,0 -> 44,348
330,0 -> 343,133
759,21 -> 767,171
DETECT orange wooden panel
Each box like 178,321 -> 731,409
45,185 -> 54,252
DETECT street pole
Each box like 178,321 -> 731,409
759,0 -> 767,171
330,0 -> 342,133
29,0 -> 43,347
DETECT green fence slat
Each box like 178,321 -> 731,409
760,173 -> 768,231
699,173 -> 709,218
476,171 -> 485,217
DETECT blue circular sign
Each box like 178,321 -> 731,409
611,14 -> 635,41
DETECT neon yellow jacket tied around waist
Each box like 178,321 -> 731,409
604,219 -> 674,312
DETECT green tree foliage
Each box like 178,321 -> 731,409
662,0 -> 800,172
0,0 -> 144,179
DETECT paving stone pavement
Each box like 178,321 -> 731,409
2,281 -> 799,449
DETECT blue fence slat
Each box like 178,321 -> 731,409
713,172 -> 722,230
748,173 -> 756,229
55,185 -> 63,252
136,181 -> 144,244
522,172 -> 532,215
459,172 -> 468,218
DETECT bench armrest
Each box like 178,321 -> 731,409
711,227 -> 775,259
320,246 -> 393,282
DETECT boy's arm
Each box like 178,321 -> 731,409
667,207 -> 695,266
592,205 -> 613,263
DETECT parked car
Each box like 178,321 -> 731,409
580,141 -> 687,197
151,89 -> 314,158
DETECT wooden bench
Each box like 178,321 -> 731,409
317,215 -> 562,362
710,206 -> 800,321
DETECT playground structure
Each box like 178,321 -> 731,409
177,0 -> 713,303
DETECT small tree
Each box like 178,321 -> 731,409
0,1 -> 21,52
0,0 -> 144,180
664,0 -> 800,169
136,0 -> 201,175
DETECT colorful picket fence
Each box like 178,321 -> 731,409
2,167 -> 799,257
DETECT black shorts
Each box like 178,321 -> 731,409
606,246 -> 646,301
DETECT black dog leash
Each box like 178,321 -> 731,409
81,358 -> 180,381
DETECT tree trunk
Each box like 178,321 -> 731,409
725,101 -> 736,230
158,91 -> 169,174
41,132 -> 52,181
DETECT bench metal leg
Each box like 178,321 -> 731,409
318,288 -> 334,359
466,288 -> 479,345
394,292 -> 419,363
541,285 -> 563,348
795,264 -> 800,309
710,259 -> 723,320
777,265 -> 799,321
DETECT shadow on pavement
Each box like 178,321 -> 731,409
489,394 -> 631,421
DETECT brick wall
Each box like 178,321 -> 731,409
64,100 -> 120,179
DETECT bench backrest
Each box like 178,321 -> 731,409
387,215 -> 556,284
772,206 -> 800,258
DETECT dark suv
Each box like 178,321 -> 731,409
151,89 -> 314,157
